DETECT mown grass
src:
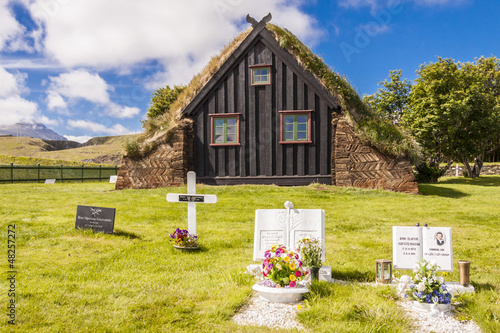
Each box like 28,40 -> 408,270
0,177 -> 499,332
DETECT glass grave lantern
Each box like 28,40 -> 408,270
376,259 -> 392,284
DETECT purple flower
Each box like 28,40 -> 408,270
265,252 -> 271,259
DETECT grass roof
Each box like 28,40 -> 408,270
132,23 -> 418,160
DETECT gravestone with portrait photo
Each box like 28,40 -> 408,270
393,226 -> 453,271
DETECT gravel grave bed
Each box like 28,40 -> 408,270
233,295 -> 482,332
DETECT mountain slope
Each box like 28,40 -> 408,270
0,123 -> 67,140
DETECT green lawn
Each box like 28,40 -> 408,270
1,178 -> 499,332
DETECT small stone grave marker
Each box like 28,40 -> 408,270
393,226 -> 453,271
45,179 -> 56,184
109,175 -> 118,183
75,205 -> 116,234
166,171 -> 217,235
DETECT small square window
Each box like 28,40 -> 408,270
210,114 -> 241,146
251,65 -> 271,85
279,111 -> 312,144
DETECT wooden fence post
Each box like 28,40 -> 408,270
37,163 -> 40,182
10,163 -> 13,183
60,164 -> 64,183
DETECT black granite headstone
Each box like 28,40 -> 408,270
75,205 -> 115,234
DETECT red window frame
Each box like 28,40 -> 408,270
279,110 -> 313,144
209,113 -> 241,146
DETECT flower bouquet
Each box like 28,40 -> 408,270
405,258 -> 452,306
262,245 -> 308,288
169,228 -> 198,249
253,245 -> 309,303
298,237 -> 323,281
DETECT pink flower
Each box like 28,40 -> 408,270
263,259 -> 269,266
295,271 -> 302,277
289,281 -> 296,288
263,268 -> 269,276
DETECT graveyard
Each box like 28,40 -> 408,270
1,176 -> 499,332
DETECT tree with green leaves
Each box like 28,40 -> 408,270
146,85 -> 185,119
406,57 -> 500,178
363,69 -> 412,124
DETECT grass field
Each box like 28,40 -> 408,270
1,177 -> 499,332
0,136 -> 133,166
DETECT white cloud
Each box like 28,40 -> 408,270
0,0 -> 34,52
46,69 -> 140,118
0,95 -> 39,125
64,135 -> 92,143
0,66 -> 42,126
22,0 -> 322,87
67,119 -> 131,135
47,69 -> 110,105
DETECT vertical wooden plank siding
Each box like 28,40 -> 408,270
296,78 -> 305,176
307,89 -> 317,175
275,58 -> 283,176
285,67 -> 295,176
238,60 -> 247,177
208,94 -> 216,177
248,48 -> 257,176
189,36 -> 335,184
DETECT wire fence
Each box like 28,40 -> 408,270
0,163 -> 119,183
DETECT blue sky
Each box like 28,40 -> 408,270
1,0 -> 499,142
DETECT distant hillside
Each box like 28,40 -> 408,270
0,123 -> 67,140
0,135 -> 138,166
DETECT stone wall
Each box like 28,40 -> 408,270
115,123 -> 193,190
332,118 -> 419,194
443,164 -> 500,177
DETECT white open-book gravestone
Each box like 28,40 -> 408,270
251,201 -> 331,282
393,226 -> 453,271
166,171 -> 217,236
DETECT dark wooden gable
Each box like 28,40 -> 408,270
182,20 -> 341,185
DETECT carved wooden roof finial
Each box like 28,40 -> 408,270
246,13 -> 272,28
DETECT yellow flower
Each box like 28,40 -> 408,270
289,262 -> 297,270
297,305 -> 302,310
284,256 -> 291,263
290,275 -> 296,281
442,272 -> 449,277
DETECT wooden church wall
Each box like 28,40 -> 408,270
191,38 -> 335,185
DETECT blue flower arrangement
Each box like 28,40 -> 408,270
406,259 -> 452,305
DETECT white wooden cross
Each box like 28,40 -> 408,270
166,171 -> 217,235
452,164 -> 463,177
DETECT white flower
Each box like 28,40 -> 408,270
417,282 -> 426,292
400,275 -> 412,284
438,276 -> 445,284
276,263 -> 282,270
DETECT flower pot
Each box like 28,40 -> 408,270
252,283 -> 308,303
412,301 -> 452,313
173,245 -> 199,251
309,267 -> 320,281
